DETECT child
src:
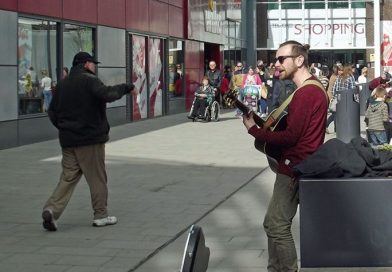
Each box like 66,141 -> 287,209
384,89 -> 392,143
365,86 -> 389,146
188,76 -> 214,119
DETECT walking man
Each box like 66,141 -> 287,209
242,41 -> 328,271
42,52 -> 138,231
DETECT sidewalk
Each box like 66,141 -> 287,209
0,110 -> 389,272
0,110 -> 269,272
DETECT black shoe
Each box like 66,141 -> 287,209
42,209 -> 57,231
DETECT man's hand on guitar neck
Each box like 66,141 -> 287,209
243,112 -> 257,130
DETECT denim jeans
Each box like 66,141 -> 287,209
43,89 -> 52,111
368,130 -> 387,146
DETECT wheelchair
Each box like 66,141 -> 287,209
188,96 -> 220,122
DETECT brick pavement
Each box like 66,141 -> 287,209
1,111 -> 390,272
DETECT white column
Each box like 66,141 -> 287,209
374,0 -> 381,76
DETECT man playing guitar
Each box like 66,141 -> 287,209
242,40 -> 328,271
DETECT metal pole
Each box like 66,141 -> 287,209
246,0 -> 256,66
374,0 -> 381,76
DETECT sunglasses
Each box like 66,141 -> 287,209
273,55 -> 298,64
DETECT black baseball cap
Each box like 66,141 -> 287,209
72,52 -> 100,66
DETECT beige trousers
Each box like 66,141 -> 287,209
44,144 -> 108,220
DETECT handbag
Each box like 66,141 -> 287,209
329,96 -> 337,112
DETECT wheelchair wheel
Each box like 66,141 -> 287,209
205,107 -> 211,122
211,101 -> 220,121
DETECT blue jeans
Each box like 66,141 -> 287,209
368,130 -> 387,146
43,89 -> 52,111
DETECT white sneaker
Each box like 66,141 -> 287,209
92,216 -> 118,227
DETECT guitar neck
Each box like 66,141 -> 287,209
234,99 -> 265,127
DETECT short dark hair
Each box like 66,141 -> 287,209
279,40 -> 310,68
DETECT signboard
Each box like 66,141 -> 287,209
226,0 -> 241,21
381,21 -> 392,69
265,8 -> 366,49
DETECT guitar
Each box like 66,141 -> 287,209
225,89 -> 287,173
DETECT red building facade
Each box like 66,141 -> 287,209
0,0 -> 243,149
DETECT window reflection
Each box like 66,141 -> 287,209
168,40 -> 184,97
18,18 -> 57,115
63,24 -> 94,73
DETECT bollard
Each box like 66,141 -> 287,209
300,178 -> 392,267
358,82 -> 370,116
335,87 -> 360,143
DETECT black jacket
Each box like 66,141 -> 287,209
293,137 -> 392,178
48,65 -> 132,148
206,69 -> 222,89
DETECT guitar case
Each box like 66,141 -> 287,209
180,225 -> 210,272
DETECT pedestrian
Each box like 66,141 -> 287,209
318,69 -> 329,90
327,64 -> 354,134
365,86 -> 389,146
62,67 -> 69,78
357,66 -> 368,91
256,60 -> 269,82
42,52 -> 137,231
205,60 -> 222,106
242,40 -> 328,271
327,64 -> 342,100
188,76 -> 214,120
41,70 -> 52,112
230,61 -> 245,116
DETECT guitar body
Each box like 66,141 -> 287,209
254,111 -> 287,173
225,89 -> 288,173
225,79 -> 326,173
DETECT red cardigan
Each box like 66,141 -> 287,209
248,76 -> 328,177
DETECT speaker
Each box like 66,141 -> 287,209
180,225 -> 210,272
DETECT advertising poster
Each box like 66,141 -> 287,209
148,38 -> 163,117
381,21 -> 392,68
132,35 -> 147,120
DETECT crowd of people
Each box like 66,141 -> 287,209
189,55 -> 392,146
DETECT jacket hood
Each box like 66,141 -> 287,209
368,101 -> 385,112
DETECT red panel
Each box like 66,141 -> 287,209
169,0 -> 183,8
185,68 -> 201,111
63,0 -> 97,25
0,0 -> 17,11
169,5 -> 183,38
185,40 -> 204,110
126,0 -> 149,32
149,0 -> 168,35
18,0 -> 62,18
185,40 -> 200,69
98,0 -> 125,28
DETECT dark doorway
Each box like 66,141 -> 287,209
204,43 -> 221,73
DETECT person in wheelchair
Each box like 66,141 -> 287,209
188,76 -> 215,120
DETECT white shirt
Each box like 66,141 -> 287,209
41,76 -> 52,91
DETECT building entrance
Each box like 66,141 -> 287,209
309,49 -> 367,69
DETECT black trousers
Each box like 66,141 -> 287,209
192,98 -> 208,117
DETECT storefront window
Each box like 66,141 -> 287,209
63,24 -> 94,73
168,40 -> 184,97
18,18 -> 58,115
